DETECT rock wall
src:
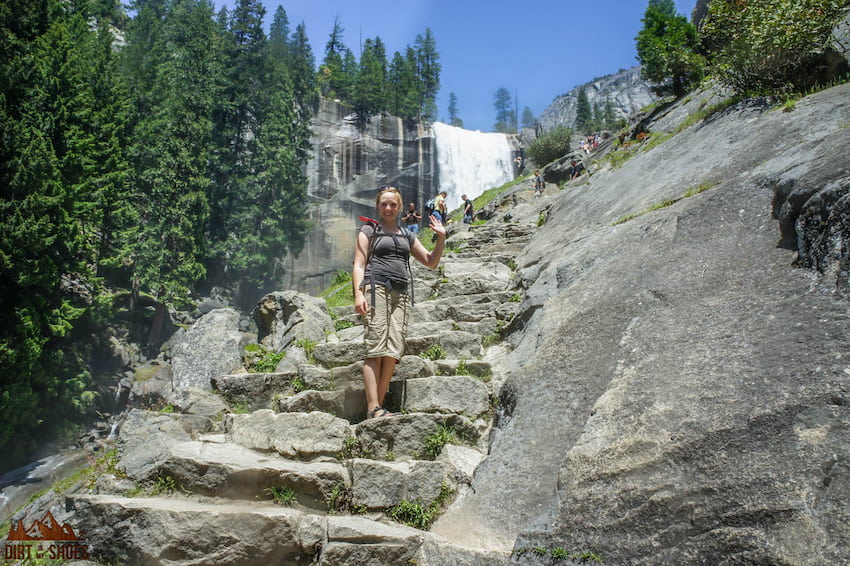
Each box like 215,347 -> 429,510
437,81 -> 850,565
281,99 -> 437,295
536,66 -> 656,132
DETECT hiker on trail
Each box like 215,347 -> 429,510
513,155 -> 524,177
352,186 -> 447,419
402,202 -> 422,234
433,191 -> 448,224
461,194 -> 474,224
533,170 -> 545,197
569,159 -> 584,181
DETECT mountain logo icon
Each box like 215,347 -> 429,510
6,511 -> 85,542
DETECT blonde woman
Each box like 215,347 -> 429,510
352,187 -> 446,418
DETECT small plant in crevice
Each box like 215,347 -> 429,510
338,436 -> 366,460
334,319 -> 355,331
294,337 -> 317,362
266,485 -> 297,506
513,546 -> 603,563
244,343 -> 285,373
326,481 -> 352,514
454,359 -> 471,376
537,212 -> 548,226
291,376 -> 306,393
420,344 -> 447,361
386,483 -> 454,530
147,474 -> 185,496
423,424 -> 459,460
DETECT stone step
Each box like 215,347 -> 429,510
411,291 -> 516,323
278,370 -> 492,423
224,409 -> 483,463
226,410 -> 352,460
66,494 -> 427,566
116,436 -> 464,516
136,438 -> 348,510
314,329 -> 483,368
67,493 -> 512,565
353,413 -> 484,461
402,375 -> 491,419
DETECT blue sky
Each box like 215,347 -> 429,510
222,0 -> 697,132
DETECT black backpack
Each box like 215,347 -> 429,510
359,216 -> 416,306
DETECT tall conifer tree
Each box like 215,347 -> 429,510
414,28 -> 440,122
131,0 -> 219,306
353,37 -> 388,119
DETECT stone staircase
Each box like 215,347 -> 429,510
66,221 -> 535,566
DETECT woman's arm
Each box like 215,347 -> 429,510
352,230 -> 371,315
410,214 -> 446,269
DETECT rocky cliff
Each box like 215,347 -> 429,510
536,66 -> 656,132
280,99 -> 437,295
435,81 -> 850,564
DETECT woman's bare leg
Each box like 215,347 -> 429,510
377,356 -> 397,407
363,357 -> 382,414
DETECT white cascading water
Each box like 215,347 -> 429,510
432,122 -> 514,211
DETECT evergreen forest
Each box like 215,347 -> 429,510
0,0 -> 441,471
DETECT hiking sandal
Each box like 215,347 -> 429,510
368,407 -> 397,418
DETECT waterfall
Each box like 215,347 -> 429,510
432,122 -> 514,212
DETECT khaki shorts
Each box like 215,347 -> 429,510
364,285 -> 410,360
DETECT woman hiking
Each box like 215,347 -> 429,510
352,186 -> 447,419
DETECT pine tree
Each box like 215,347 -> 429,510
269,5 -> 290,63
414,28 -> 441,122
493,87 -> 513,133
207,0 -> 266,284
353,36 -> 388,119
132,0 -> 222,306
0,0 -> 114,467
575,87 -> 593,134
288,22 -> 316,107
521,106 -> 536,129
387,47 -> 420,124
241,62 -> 310,301
318,17 -> 347,100
86,20 -> 135,284
448,92 -> 463,127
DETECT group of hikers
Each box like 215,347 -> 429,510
398,190 -> 475,235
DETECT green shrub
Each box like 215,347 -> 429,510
420,344 -> 447,361
331,270 -> 351,285
526,126 -> 573,167
423,424 -> 459,459
636,0 -> 705,98
702,0 -> 847,95
387,484 -> 454,529
244,343 -> 285,373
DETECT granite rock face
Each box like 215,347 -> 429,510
280,100 -> 437,295
432,82 -> 850,565
170,309 -> 247,392
536,66 -> 656,133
